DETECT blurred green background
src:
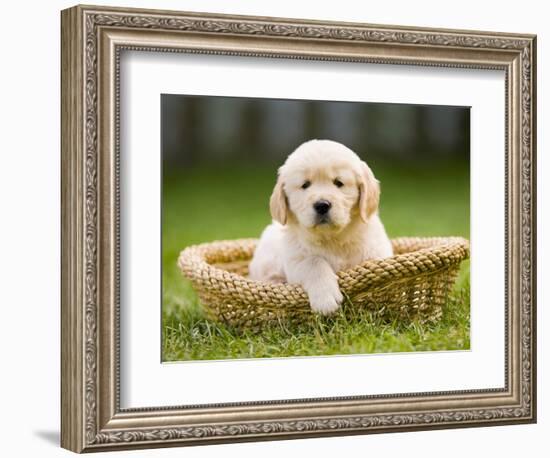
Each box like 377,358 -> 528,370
161,95 -> 470,362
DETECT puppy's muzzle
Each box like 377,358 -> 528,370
313,200 -> 332,216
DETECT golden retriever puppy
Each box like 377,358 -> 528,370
249,139 -> 393,315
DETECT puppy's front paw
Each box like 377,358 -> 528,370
308,283 -> 344,316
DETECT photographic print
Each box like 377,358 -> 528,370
162,95 -> 471,362
62,5 -> 536,452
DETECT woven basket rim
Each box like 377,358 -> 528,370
178,236 -> 470,300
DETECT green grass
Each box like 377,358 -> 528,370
162,162 -> 470,361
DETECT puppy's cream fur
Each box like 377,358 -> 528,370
249,139 -> 392,315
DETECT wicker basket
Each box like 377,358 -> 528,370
177,237 -> 469,330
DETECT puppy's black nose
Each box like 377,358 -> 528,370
313,200 -> 332,215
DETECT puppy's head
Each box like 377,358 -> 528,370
270,139 -> 380,232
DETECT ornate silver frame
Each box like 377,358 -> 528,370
61,4 -> 537,453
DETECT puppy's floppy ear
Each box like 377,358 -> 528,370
269,174 -> 288,225
358,160 -> 380,223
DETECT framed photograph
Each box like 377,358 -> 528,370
61,4 -> 537,453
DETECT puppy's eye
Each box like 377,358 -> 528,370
333,179 -> 344,188
301,180 -> 311,190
